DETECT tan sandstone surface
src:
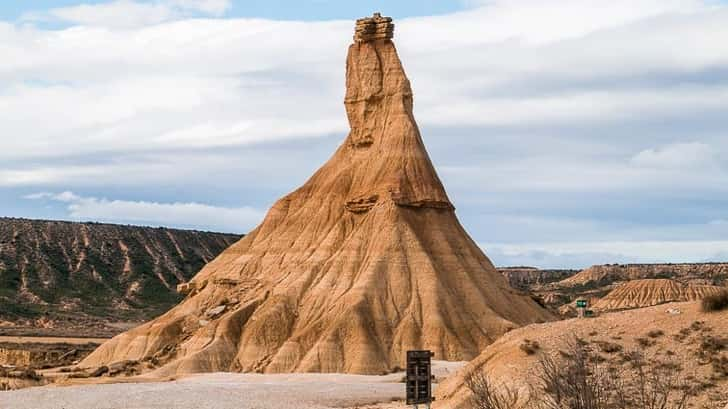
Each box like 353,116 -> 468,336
593,278 -> 726,311
79,14 -> 551,377
436,301 -> 728,409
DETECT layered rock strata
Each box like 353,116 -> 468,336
81,15 -> 551,376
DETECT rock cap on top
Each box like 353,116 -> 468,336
354,12 -> 394,42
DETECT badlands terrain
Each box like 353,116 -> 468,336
1,13 -> 727,409
0,217 -> 240,337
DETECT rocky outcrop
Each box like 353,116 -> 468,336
593,279 -> 725,311
0,218 -> 240,332
0,342 -> 97,369
80,14 -> 552,377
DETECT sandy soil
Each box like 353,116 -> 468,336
0,336 -> 109,345
437,301 -> 728,409
0,361 -> 464,409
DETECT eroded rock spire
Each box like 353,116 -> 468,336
80,15 -> 551,377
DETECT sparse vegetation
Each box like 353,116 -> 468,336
595,340 -> 622,354
712,355 -> 728,378
466,340 -> 698,409
465,371 -> 523,409
701,291 -> 728,312
635,337 -> 655,348
520,340 -> 540,355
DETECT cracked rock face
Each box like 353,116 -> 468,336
81,16 -> 552,376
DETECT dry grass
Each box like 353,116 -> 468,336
465,372 -> 522,409
466,340 -> 697,409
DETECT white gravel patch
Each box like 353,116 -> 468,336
0,361 -> 465,409
0,372 -> 404,409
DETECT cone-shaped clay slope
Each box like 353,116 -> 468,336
594,279 -> 725,312
81,15 -> 552,376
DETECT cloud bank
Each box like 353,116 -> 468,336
2,0 -> 728,267
25,191 -> 263,233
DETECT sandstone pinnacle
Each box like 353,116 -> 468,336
81,15 -> 552,376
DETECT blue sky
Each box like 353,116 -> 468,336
2,0 -> 728,268
1,0 -> 466,21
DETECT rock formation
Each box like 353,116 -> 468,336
81,14 -> 551,376
354,12 -> 394,42
593,278 -> 725,311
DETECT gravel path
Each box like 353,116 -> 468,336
0,372 -> 407,409
0,360 -> 464,409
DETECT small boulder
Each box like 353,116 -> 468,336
90,366 -> 109,377
205,305 -> 226,318
108,360 -> 137,376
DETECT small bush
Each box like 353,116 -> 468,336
700,336 -> 728,354
701,291 -> 728,312
465,371 -> 524,409
636,337 -> 655,348
712,355 -> 728,378
690,321 -> 706,331
520,339 -> 540,355
595,341 -> 623,354
648,329 -> 664,338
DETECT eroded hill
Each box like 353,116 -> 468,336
437,301 -> 728,409
0,218 -> 241,336
514,263 -> 728,315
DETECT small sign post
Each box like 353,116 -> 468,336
576,299 -> 588,318
406,350 -> 434,409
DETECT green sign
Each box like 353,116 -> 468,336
576,300 -> 588,308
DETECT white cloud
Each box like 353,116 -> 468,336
484,240 -> 728,268
3,1 -> 728,267
23,191 -> 81,202
631,142 -> 716,168
2,2 -> 728,164
420,0 -> 708,48
168,0 -> 231,15
25,191 -> 262,232
21,0 -> 232,29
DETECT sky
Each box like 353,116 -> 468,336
1,0 -> 728,269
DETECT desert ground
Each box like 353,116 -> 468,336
0,361 -> 464,409
0,336 -> 109,345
